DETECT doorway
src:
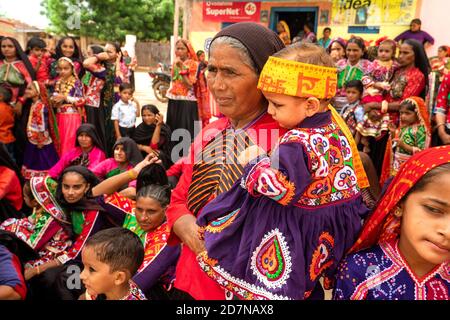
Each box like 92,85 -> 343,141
270,7 -> 318,42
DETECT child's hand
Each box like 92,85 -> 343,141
52,94 -> 66,104
388,122 -> 397,134
238,145 -> 265,166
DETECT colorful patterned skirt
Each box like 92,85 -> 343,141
197,181 -> 367,300
22,142 -> 59,180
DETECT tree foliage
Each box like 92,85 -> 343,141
41,0 -> 174,41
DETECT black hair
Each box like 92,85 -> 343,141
141,104 -> 160,115
55,36 -> 82,62
26,37 -> 46,54
400,99 -> 417,112
0,85 -> 13,103
84,227 -> 144,276
411,18 -> 422,25
119,82 -> 133,92
88,45 -> 104,55
136,163 -> 168,191
324,27 -> 331,33
304,23 -> 313,32
405,163 -> 450,199
345,80 -> 364,95
196,50 -> 205,57
0,37 -> 36,80
136,184 -> 171,207
403,39 -> 430,98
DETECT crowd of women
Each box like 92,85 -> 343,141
0,20 -> 449,300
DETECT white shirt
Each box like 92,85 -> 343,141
111,99 -> 137,128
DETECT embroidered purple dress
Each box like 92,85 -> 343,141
197,111 -> 368,300
333,240 -> 450,300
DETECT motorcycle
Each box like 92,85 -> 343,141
149,63 -> 171,103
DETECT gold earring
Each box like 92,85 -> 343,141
393,206 -> 403,218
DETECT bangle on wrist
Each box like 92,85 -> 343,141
435,123 -> 446,130
127,169 -> 137,180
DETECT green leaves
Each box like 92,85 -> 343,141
41,0 -> 174,42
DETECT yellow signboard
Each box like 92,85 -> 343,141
332,0 -> 417,26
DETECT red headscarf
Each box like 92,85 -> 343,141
350,145 -> 450,253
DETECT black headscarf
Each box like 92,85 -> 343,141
55,166 -> 102,212
132,105 -> 173,168
0,142 -> 22,184
210,22 -> 285,74
75,123 -> 105,153
113,137 -> 143,166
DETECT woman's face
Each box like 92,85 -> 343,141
207,43 -> 262,121
1,39 -> 17,60
105,44 -> 118,62
175,42 -> 189,60
113,144 -> 127,164
62,172 -> 90,204
77,132 -> 93,150
346,42 -> 363,64
142,109 -> 156,125
398,171 -> 450,275
61,38 -> 75,58
410,22 -> 421,32
24,82 -> 38,99
134,196 -> 166,232
330,42 -> 345,61
398,43 -> 415,67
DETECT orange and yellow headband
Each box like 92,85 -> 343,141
257,56 -> 337,99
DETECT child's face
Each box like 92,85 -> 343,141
113,144 -> 127,164
377,44 -> 394,62
399,106 -> 418,126
61,38 -> 75,58
345,87 -> 361,104
142,109 -> 156,125
438,48 -> 448,59
323,29 -> 331,38
80,246 -> 118,297
120,89 -> 133,103
57,60 -> 73,78
135,196 -> 166,232
24,83 -> 38,99
30,47 -> 45,58
264,91 -> 311,129
398,171 -> 450,273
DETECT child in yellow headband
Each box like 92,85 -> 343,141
196,43 -> 369,300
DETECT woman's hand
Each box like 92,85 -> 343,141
173,215 -> 206,255
133,154 -> 161,175
363,102 -> 379,113
96,52 -> 110,61
155,114 -> 164,127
